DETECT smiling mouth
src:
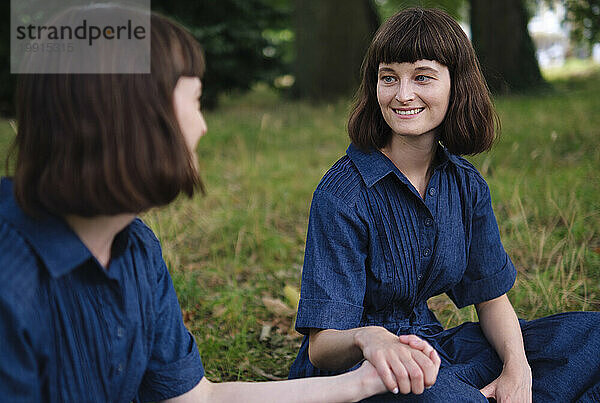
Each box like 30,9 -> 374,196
393,107 -> 424,116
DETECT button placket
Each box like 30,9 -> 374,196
418,174 -> 438,284
113,327 -> 126,376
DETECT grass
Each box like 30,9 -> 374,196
1,63 -> 599,382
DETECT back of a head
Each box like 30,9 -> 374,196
12,8 -> 206,217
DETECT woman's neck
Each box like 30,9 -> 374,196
380,133 -> 438,198
64,214 -> 135,269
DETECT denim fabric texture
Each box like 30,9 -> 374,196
288,145 -> 600,401
0,178 -> 204,402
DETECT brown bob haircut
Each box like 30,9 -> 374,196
12,10 -> 205,217
348,7 -> 499,155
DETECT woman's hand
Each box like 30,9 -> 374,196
354,326 -> 440,395
479,360 -> 532,403
475,295 -> 532,403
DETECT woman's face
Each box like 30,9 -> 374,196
173,76 -> 207,157
376,59 -> 451,140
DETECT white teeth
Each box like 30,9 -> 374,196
394,108 -> 423,115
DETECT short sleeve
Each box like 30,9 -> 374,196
295,190 -> 368,334
447,177 -> 516,308
137,235 -> 204,402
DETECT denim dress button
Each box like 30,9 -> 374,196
425,218 -> 433,226
429,187 -> 436,196
423,248 -> 431,257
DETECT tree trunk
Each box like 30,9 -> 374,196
293,0 -> 379,100
470,0 -> 546,93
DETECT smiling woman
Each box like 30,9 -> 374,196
288,7 -> 600,402
376,61 -> 450,141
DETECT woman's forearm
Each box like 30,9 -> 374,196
209,371 -> 371,402
165,362 -> 385,403
475,294 -> 527,365
308,327 -> 378,371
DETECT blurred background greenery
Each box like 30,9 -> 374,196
2,0 -> 599,382
2,0 -> 600,112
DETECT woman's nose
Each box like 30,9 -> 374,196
394,81 -> 415,103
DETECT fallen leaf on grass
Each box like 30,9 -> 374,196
212,304 -> 227,317
259,324 -> 272,341
283,284 -> 300,311
262,296 -> 295,316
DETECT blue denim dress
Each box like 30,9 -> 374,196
0,178 -> 204,402
289,145 -> 600,402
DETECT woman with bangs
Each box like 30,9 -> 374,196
0,7 -> 389,403
289,7 -> 600,402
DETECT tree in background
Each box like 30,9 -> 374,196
471,0 -> 546,93
291,0 -> 548,100
379,0 -> 547,94
292,0 -> 379,101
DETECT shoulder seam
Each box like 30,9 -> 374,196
315,156 -> 363,208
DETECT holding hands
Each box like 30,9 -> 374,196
354,327 -> 441,395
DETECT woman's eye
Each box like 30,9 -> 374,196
415,75 -> 431,82
381,76 -> 396,84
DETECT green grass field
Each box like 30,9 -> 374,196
1,63 -> 599,382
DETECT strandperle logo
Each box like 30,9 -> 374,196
15,19 -> 147,46
11,0 -> 150,74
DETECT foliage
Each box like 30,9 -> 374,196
0,1 -> 291,114
535,0 -> 600,50
152,0 -> 291,108
564,0 -> 600,49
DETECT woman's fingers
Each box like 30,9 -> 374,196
398,334 -> 433,356
371,353 -> 399,394
387,355 -> 411,394
363,329 -> 441,395
411,349 -> 439,388
403,358 -> 425,394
